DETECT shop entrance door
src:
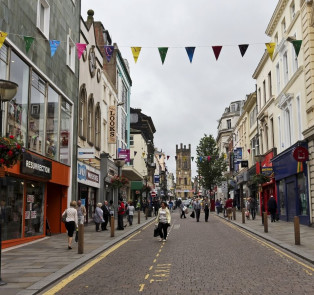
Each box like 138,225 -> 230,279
286,178 -> 296,222
47,183 -> 62,234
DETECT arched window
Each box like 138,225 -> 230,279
87,95 -> 94,145
79,84 -> 87,139
95,103 -> 101,149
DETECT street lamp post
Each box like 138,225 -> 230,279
0,79 -> 18,286
113,158 -> 125,201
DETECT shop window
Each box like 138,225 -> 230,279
29,71 -> 46,155
60,97 -> 72,165
297,173 -> 307,216
46,86 -> 59,160
8,51 -> 29,143
66,35 -> 75,72
95,103 -> 101,149
279,179 -> 285,216
0,177 -> 24,241
87,96 -> 94,145
24,181 -> 44,237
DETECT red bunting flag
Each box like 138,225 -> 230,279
212,46 -> 222,60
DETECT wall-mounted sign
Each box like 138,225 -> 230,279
77,162 -> 100,188
233,148 -> 243,163
241,160 -> 248,167
20,153 -> 52,179
78,148 -> 95,159
118,148 -> 130,163
154,175 -> 160,183
293,146 -> 309,162
108,105 -> 116,144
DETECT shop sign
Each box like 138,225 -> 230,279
77,162 -> 100,188
293,146 -> 309,162
108,105 -> 116,144
261,166 -> 273,176
154,175 -> 160,183
78,148 -> 95,159
233,148 -> 243,163
20,153 -> 52,179
241,160 -> 248,167
118,148 -> 130,163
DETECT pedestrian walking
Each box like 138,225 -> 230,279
128,202 -> 135,226
215,199 -> 221,214
101,201 -> 110,231
76,200 -> 86,225
168,200 -> 173,212
180,202 -> 186,219
267,195 -> 277,222
155,201 -> 171,242
62,200 -> 78,250
249,197 -> 256,220
94,203 -> 104,232
225,197 -> 233,220
117,198 -> 125,230
204,202 -> 210,222
193,198 -> 201,222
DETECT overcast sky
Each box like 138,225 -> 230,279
81,0 -> 278,178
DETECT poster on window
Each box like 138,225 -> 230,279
27,195 -> 35,203
25,211 -> 30,219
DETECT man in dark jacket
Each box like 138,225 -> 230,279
101,201 -> 110,231
267,195 -> 277,222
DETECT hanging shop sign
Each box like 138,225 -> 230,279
20,153 -> 52,179
108,105 -> 116,144
118,148 -> 130,163
293,146 -> 309,162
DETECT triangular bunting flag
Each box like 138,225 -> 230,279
158,47 -> 168,64
191,157 -> 194,161
131,47 -> 141,63
142,152 -> 146,157
24,36 -> 34,53
291,40 -> 302,57
167,155 -> 170,160
134,151 -> 137,156
199,156 -> 203,162
265,43 -> 276,60
207,156 -> 211,161
104,46 -> 115,62
175,156 -> 177,160
159,155 -> 162,159
212,46 -> 222,60
49,40 -> 60,57
0,31 -> 8,49
185,47 -> 195,63
238,44 -> 249,57
76,43 -> 87,59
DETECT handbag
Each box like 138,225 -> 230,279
190,211 -> 195,218
61,210 -> 67,223
154,226 -> 160,237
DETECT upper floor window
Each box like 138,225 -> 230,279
36,0 -> 50,39
274,33 -> 279,45
263,80 -> 266,105
227,119 -> 231,129
292,33 -> 298,73
87,96 -> 94,145
79,85 -> 87,139
281,18 -> 286,35
290,2 -> 296,20
95,103 -> 101,149
130,135 -> 134,146
67,35 -> 75,72
268,72 -> 272,98
258,88 -> 261,111
276,63 -> 281,94
249,106 -> 257,128
283,52 -> 289,85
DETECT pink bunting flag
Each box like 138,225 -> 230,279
76,43 -> 87,59
207,156 -> 211,161
212,46 -> 222,60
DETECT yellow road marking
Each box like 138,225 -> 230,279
156,253 -> 159,257
139,284 -> 145,292
153,259 -> 157,263
145,274 -> 149,280
219,217 -> 314,272
43,231 -> 141,295
149,266 -> 153,271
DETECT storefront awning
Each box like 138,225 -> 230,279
122,166 -> 143,181
131,181 -> 143,190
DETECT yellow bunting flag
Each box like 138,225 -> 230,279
0,31 -> 8,49
265,43 -> 276,60
131,47 -> 141,63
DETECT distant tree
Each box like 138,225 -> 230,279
196,134 -> 227,195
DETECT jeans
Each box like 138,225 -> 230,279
158,222 -> 168,239
250,208 -> 256,220
128,215 -> 133,225
195,209 -> 201,221
117,214 -> 124,229
180,210 -> 186,218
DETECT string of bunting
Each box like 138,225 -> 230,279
0,31 -> 303,64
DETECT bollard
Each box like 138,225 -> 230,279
242,208 -> 245,224
110,216 -> 115,237
145,207 -> 148,220
138,209 -> 140,224
294,216 -> 300,245
263,212 -> 268,233
233,207 -> 236,221
78,223 -> 84,254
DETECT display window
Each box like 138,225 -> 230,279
0,177 -> 24,241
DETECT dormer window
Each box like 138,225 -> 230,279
282,18 -> 286,35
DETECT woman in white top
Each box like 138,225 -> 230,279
155,201 -> 171,242
62,200 -> 78,249
128,202 -> 135,226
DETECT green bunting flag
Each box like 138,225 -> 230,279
24,36 -> 34,53
158,47 -> 168,64
291,40 -> 302,57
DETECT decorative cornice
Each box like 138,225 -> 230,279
266,0 -> 289,37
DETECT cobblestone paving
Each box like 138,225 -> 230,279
47,211 -> 314,295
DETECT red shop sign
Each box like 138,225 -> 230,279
293,146 -> 309,162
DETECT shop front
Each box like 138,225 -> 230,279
1,151 -> 70,248
272,141 -> 309,225
77,161 -> 100,223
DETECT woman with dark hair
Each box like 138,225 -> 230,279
62,200 -> 78,249
155,201 -> 171,242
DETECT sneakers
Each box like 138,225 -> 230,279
158,238 -> 163,242
163,239 -> 166,242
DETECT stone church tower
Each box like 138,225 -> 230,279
176,143 -> 193,199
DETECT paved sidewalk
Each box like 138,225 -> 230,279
0,212 -> 155,295
215,210 -> 314,264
